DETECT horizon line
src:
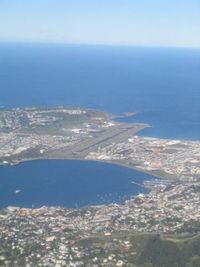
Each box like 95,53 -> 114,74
0,40 -> 200,51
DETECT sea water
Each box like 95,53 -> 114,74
0,43 -> 200,140
0,160 -> 155,208
0,43 -> 199,207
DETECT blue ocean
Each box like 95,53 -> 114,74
0,43 -> 200,140
0,43 -> 199,208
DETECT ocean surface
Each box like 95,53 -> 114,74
0,43 -> 200,140
0,43 -> 199,208
0,160 -> 154,209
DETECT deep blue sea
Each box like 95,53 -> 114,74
0,43 -> 199,208
0,43 -> 200,139
0,160 -> 154,209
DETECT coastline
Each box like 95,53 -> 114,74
1,106 -> 199,210
0,156 -> 173,211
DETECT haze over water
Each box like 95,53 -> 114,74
0,43 -> 200,140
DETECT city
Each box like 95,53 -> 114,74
0,107 -> 200,266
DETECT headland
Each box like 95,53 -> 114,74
0,107 -> 200,266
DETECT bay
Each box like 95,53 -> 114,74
0,43 -> 199,207
0,160 -> 154,208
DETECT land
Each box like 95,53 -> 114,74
1,206 -> 200,267
0,107 -> 147,166
0,107 -> 200,266
0,107 -> 199,182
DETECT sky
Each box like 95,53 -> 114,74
0,0 -> 200,48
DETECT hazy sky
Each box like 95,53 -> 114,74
0,0 -> 200,48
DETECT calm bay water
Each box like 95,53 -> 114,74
0,43 -> 199,207
0,160 -> 154,208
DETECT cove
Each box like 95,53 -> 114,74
0,159 -> 156,209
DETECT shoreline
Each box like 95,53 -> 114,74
0,106 -> 198,210
0,157 -> 173,210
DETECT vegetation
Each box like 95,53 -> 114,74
74,232 -> 200,267
135,234 -> 200,267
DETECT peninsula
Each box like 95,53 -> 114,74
1,107 -> 200,267
0,107 -> 199,182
